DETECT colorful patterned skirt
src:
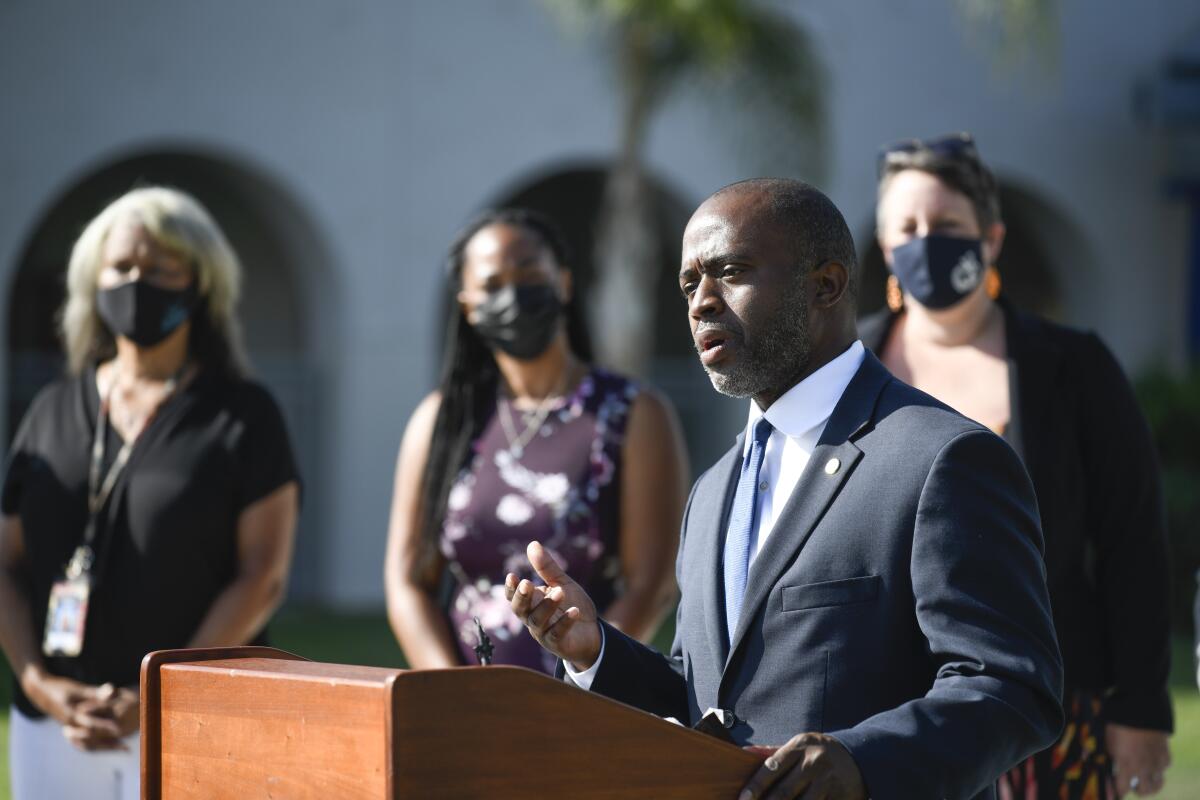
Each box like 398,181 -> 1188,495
997,690 -> 1113,800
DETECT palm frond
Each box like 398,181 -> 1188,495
543,0 -> 826,176
952,0 -> 1060,70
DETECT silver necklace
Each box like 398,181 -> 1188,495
498,372 -> 570,457
102,363 -> 190,438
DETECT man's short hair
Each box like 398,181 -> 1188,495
715,178 -> 860,298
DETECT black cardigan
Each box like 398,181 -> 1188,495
860,301 -> 1173,731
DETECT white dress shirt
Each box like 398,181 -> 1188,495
744,340 -> 865,564
566,340 -> 867,689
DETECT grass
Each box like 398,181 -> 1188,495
0,610 -> 1197,798
1162,634 -> 1200,800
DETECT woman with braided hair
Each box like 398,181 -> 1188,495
385,208 -> 688,673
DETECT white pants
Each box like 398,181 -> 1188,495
9,706 -> 139,800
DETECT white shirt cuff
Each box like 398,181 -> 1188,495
562,624 -> 605,690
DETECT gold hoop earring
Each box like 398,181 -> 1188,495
984,266 -> 1001,300
886,275 -> 904,313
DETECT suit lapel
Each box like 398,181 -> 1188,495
721,353 -> 892,677
694,440 -> 744,671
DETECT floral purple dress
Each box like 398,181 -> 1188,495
441,369 -> 638,673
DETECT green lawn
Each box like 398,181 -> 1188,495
0,610 -> 1197,799
1163,635 -> 1200,800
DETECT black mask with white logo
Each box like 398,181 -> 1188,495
890,235 -> 985,310
96,281 -> 200,348
469,284 -> 562,360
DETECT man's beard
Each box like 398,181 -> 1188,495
702,290 -> 811,400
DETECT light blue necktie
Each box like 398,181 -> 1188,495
723,415 -> 773,642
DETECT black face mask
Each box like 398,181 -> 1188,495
469,284 -> 562,360
96,280 -> 199,348
890,234 -> 985,310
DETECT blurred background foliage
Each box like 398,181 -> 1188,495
539,0 -> 1060,377
1137,366 -> 1200,632
542,0 -> 826,375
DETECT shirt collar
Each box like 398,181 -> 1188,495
744,340 -> 866,452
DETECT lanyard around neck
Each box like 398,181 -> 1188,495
85,366 -> 188,533
66,366 -> 189,581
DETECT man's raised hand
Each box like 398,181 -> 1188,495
505,541 -> 602,671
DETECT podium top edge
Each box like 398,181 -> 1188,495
162,657 -> 403,686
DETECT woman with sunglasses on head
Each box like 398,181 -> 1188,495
861,133 -> 1172,799
0,187 -> 300,800
384,208 -> 688,674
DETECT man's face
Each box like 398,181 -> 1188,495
678,191 -> 812,402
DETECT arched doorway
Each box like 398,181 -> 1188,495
7,149 -> 336,601
857,182 -> 1066,321
463,163 -> 741,472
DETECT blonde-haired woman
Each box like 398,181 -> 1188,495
0,186 -> 300,799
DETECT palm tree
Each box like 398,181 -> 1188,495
544,0 -> 822,375
544,0 -> 1056,376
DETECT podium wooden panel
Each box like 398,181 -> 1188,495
141,647 -> 762,799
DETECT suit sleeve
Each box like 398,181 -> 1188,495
830,429 -> 1064,800
556,480 -> 695,721
1077,334 -> 1172,731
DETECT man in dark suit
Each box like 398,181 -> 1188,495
506,179 -> 1063,800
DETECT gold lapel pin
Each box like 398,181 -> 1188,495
824,458 -> 841,475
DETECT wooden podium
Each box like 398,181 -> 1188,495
140,647 -> 762,799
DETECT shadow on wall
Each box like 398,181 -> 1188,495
5,147 -> 338,603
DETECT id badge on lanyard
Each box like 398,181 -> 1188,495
43,522 -> 99,662
44,428 -> 132,658
43,535 -> 96,657
42,374 -> 159,658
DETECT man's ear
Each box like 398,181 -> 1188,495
812,260 -> 851,309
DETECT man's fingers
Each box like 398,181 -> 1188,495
744,746 -> 778,757
526,541 -> 571,587
738,758 -> 787,800
738,742 -> 804,800
543,608 -> 579,644
510,578 -> 560,631
525,587 -> 565,634
767,779 -> 819,800
759,759 -> 817,800
792,783 -> 825,800
504,573 -> 518,601
509,579 -> 540,618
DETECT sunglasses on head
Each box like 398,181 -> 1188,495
876,132 -> 981,177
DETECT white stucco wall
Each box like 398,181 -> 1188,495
1,0 -> 1195,606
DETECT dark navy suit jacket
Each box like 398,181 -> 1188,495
576,353 -> 1063,800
